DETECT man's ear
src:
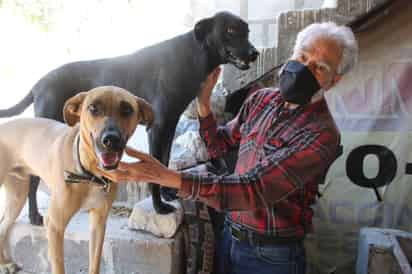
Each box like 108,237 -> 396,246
63,92 -> 88,126
325,74 -> 342,92
136,97 -> 155,128
329,74 -> 342,90
194,17 -> 213,43
333,74 -> 342,85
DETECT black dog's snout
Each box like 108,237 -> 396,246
249,47 -> 259,61
101,130 -> 122,151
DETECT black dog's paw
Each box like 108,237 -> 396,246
160,187 -> 178,202
154,202 -> 175,215
29,213 -> 44,226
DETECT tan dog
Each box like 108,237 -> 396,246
0,86 -> 153,274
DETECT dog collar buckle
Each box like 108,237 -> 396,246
64,171 -> 112,193
98,176 -> 111,193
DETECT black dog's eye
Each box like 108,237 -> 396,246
227,27 -> 236,34
119,101 -> 134,117
88,104 -> 100,116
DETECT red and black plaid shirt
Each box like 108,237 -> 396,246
178,88 -> 340,238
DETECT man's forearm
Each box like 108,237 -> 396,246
197,100 -> 211,118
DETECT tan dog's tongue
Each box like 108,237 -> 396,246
100,152 -> 120,167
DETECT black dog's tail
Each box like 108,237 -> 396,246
0,92 -> 34,117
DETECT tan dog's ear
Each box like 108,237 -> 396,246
63,92 -> 88,126
136,97 -> 155,128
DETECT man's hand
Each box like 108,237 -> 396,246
103,147 -> 182,189
197,66 -> 221,118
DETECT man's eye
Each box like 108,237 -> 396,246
317,64 -> 328,73
88,104 -> 100,116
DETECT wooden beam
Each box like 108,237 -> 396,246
239,0 -> 248,19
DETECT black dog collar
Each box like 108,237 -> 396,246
64,134 -> 112,192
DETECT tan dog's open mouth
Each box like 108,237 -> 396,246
99,151 -> 122,170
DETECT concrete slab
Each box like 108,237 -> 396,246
5,191 -> 183,274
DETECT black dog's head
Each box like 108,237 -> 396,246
194,11 -> 259,70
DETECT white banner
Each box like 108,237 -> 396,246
306,51 -> 412,273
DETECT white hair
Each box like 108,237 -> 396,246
292,22 -> 358,75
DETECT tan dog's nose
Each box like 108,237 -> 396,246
101,131 -> 122,151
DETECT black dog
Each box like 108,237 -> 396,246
0,11 -> 258,223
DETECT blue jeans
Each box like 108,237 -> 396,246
216,223 -> 306,274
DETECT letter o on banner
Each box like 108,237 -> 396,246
346,145 -> 397,189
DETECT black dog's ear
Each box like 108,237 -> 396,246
63,92 -> 88,126
136,97 -> 155,129
194,17 -> 214,43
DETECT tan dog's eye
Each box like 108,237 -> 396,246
119,101 -> 134,118
88,104 -> 100,116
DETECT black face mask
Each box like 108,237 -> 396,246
279,60 -> 321,105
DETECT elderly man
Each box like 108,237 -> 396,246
106,22 -> 358,274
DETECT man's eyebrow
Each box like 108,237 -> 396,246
298,49 -> 333,71
316,60 -> 332,71
300,48 -> 332,70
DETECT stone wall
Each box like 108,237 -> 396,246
222,0 -> 390,92
187,0 -> 324,48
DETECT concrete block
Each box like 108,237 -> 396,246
5,194 -> 183,274
128,197 -> 183,239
